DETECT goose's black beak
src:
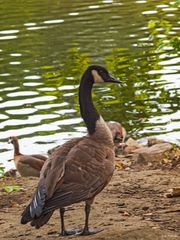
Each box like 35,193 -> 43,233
107,76 -> 120,83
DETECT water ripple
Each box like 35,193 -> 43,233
43,19 -> 64,24
0,124 -> 60,140
0,114 -> 59,129
23,82 -> 43,86
55,109 -> 77,115
0,0 -> 179,170
7,91 -> 39,97
58,85 -> 79,90
0,96 -> 57,109
0,36 -> 17,40
35,102 -> 69,110
53,118 -> 82,126
0,30 -> 19,34
0,87 -> 19,92
0,114 -> 9,120
24,75 -> 41,80
6,108 -> 37,115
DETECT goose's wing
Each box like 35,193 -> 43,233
30,154 -> 47,161
21,137 -> 82,223
39,139 -> 114,215
19,156 -> 45,171
41,137 -> 83,198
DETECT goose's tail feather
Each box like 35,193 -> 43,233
31,212 -> 54,229
21,184 -> 46,226
21,204 -> 31,224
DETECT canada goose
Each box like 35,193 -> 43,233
21,65 -> 120,235
107,121 -> 126,143
107,121 -> 126,154
8,136 -> 47,177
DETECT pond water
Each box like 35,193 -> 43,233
0,0 -> 179,170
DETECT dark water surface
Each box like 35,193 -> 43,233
0,0 -> 179,169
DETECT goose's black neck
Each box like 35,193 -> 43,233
79,69 -> 100,135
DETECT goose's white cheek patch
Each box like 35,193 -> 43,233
91,70 -> 104,83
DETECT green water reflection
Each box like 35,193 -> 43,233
0,0 -> 179,169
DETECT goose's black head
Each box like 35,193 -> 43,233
87,65 -> 120,84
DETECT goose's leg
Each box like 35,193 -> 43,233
81,201 -> 91,235
80,199 -> 102,236
59,208 -> 67,236
59,208 -> 76,236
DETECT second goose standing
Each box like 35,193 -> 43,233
21,65 -> 120,235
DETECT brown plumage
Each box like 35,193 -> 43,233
48,121 -> 126,156
21,65 -> 120,235
48,121 -> 127,155
8,136 -> 47,177
107,121 -> 127,155
107,121 -> 126,144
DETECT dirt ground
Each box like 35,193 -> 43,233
0,166 -> 179,240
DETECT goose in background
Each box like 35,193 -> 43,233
107,121 -> 127,154
21,65 -> 120,236
8,136 -> 47,177
107,121 -> 126,144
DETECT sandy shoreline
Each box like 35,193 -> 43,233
0,167 -> 179,240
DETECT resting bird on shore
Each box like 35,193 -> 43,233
107,121 -> 127,155
21,65 -> 120,236
8,136 -> 47,177
107,121 -> 126,144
